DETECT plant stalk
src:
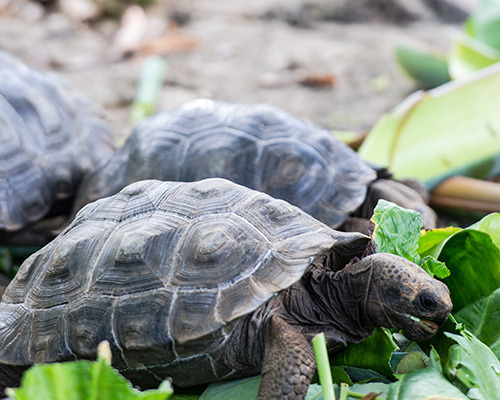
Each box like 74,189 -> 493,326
312,332 -> 336,400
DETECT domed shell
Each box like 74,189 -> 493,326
0,51 -> 114,231
74,99 -> 376,228
0,179 -> 369,375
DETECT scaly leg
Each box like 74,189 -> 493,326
258,316 -> 316,400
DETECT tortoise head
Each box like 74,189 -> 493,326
350,253 -> 452,341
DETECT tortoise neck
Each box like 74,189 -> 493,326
282,263 -> 376,346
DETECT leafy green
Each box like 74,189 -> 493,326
469,212 -> 500,250
358,63 -> 500,189
330,367 -> 353,386
347,382 -> 389,399
386,350 -> 469,400
332,328 -> 398,380
348,348 -> 469,400
438,229 -> 500,311
199,376 -> 260,400
7,342 -> 173,400
305,384 -> 325,399
395,44 -> 450,89
371,200 -> 421,262
455,288 -> 500,359
394,352 -> 427,375
417,227 -> 461,257
445,330 -> 500,400
371,200 -> 449,278
466,0 -> 500,52
418,255 -> 449,280
448,34 -> 500,80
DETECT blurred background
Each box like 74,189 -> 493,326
0,0 -> 481,139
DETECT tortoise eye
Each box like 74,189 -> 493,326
418,294 -> 437,311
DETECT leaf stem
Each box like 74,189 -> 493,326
130,55 -> 166,125
312,333 -> 336,400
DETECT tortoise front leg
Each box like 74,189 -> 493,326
258,316 -> 316,400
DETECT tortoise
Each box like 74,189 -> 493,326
0,178 -> 452,399
0,50 -> 114,245
73,99 -> 436,232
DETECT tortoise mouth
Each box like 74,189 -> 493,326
405,313 -> 439,335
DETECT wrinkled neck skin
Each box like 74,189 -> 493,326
280,262 -> 377,351
223,258 -> 377,374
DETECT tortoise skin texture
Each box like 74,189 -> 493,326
0,179 -> 452,399
73,99 -> 435,228
0,51 -> 114,235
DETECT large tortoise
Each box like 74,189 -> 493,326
0,50 -> 114,245
73,99 -> 435,231
0,179 -> 451,399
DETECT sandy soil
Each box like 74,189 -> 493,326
0,0 -> 479,141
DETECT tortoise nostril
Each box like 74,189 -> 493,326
419,294 -> 437,311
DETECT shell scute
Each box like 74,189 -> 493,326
113,290 -> 176,368
91,229 -> 166,297
170,291 -> 226,358
31,306 -> 71,363
0,304 -> 33,365
65,296 -> 120,363
169,214 -> 269,290
181,129 -> 258,186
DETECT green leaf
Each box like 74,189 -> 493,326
348,349 -> 468,400
437,229 -> 500,311
199,376 -> 261,400
306,384 -> 326,400
348,382 -> 389,399
455,288 -> 500,359
389,359 -> 469,399
469,212 -> 500,250
332,328 -> 398,379
417,214 -> 500,311
371,200 -> 422,263
418,255 -> 450,279
394,352 -> 427,375
445,330 -> 500,400
358,63 -> 500,189
395,44 -> 450,89
448,34 -> 500,80
417,227 -> 461,258
330,367 -> 353,386
8,356 -> 173,400
342,367 -> 392,384
8,362 -> 93,400
466,0 -> 500,52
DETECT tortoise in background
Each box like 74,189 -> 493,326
0,50 -> 114,245
0,179 -> 452,399
73,99 -> 436,231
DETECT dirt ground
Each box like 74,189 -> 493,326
0,0 -> 480,141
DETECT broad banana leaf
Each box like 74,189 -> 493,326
358,62 -> 500,189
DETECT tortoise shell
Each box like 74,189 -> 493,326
0,51 -> 114,232
74,99 -> 376,228
0,178 -> 369,384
